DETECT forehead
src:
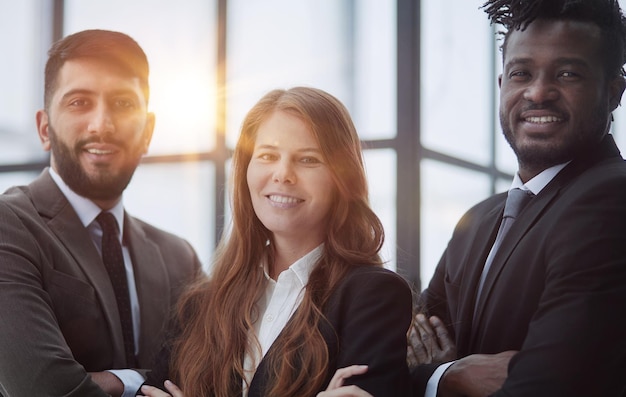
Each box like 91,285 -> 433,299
255,110 -> 318,147
504,19 -> 603,67
52,58 -> 147,102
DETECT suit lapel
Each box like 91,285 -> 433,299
455,200 -> 503,354
29,169 -> 127,365
124,214 -> 171,363
469,135 -> 622,338
471,187 -> 557,335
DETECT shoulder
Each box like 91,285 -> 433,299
331,265 -> 413,304
126,214 -> 194,250
342,265 -> 409,286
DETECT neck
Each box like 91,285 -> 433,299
269,237 -> 321,279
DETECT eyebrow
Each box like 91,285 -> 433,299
60,88 -> 140,101
254,143 -> 323,154
505,57 -> 590,69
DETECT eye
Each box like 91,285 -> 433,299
558,71 -> 581,81
257,152 -> 278,161
508,70 -> 530,81
113,98 -> 137,109
300,156 -> 323,165
69,98 -> 89,107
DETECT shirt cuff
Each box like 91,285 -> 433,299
424,361 -> 456,397
107,369 -> 146,397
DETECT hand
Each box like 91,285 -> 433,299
316,365 -> 373,397
439,350 -> 517,397
407,314 -> 457,367
88,371 -> 123,397
139,380 -> 184,397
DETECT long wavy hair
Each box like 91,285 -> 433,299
170,87 -> 385,397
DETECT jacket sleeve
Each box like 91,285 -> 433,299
0,201 -> 108,397
325,267 -> 413,397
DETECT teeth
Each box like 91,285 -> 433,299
87,148 -> 113,155
525,116 -> 561,123
269,195 -> 301,204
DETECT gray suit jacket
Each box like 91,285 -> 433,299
0,169 -> 201,397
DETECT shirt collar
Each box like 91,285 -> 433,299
261,244 -> 324,287
511,162 -> 570,196
49,168 -> 125,232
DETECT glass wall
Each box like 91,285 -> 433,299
2,0 -> 625,287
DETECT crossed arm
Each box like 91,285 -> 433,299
139,314 -> 512,397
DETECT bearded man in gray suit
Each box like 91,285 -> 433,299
0,30 -> 201,397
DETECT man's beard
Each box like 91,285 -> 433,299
500,105 -> 609,171
48,125 -> 139,201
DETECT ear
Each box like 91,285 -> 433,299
498,74 -> 503,89
36,110 -> 52,152
608,76 -> 626,112
141,112 -> 156,155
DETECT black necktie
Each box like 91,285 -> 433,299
475,188 -> 534,309
97,212 -> 137,367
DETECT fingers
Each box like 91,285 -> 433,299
317,385 -> 374,397
408,314 -> 458,365
163,380 -> 185,397
407,320 -> 429,366
139,384 -> 172,397
429,315 -> 457,362
326,365 -> 368,390
139,381 -> 183,397
415,313 -> 437,362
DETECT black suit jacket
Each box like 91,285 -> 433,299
414,135 -> 626,396
0,169 -> 201,397
149,265 -> 413,397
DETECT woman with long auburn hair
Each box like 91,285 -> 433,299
141,87 -> 412,397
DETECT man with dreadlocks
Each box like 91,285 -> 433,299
409,0 -> 626,396
323,0 -> 626,396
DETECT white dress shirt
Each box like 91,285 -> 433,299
242,245 -> 323,396
49,169 -> 144,397
424,162 -> 568,397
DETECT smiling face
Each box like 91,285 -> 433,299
498,19 -> 625,181
246,110 -> 336,250
36,58 -> 155,209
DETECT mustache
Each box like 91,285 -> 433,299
77,135 -> 127,149
521,103 -> 567,117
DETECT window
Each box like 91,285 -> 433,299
2,0 -> 625,289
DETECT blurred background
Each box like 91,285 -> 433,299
2,0 -> 625,291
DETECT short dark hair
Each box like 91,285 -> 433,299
482,0 -> 626,78
44,29 -> 150,109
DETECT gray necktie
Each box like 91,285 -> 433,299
475,188 -> 534,310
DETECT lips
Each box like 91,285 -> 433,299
82,141 -> 120,156
86,147 -> 115,155
267,194 -> 303,205
524,115 -> 563,123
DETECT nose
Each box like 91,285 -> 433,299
523,76 -> 559,104
87,103 -> 115,135
272,160 -> 296,184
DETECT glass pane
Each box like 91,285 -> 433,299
64,0 -> 218,155
493,30 -> 519,174
225,0 -> 396,147
421,160 -> 492,289
123,161 -> 215,270
352,0 -> 396,139
421,0 -> 493,165
612,97 -> 626,152
0,171 -> 42,194
0,0 -> 50,164
363,149 -> 397,271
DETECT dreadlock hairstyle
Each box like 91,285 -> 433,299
481,0 -> 626,77
169,87 -> 385,397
